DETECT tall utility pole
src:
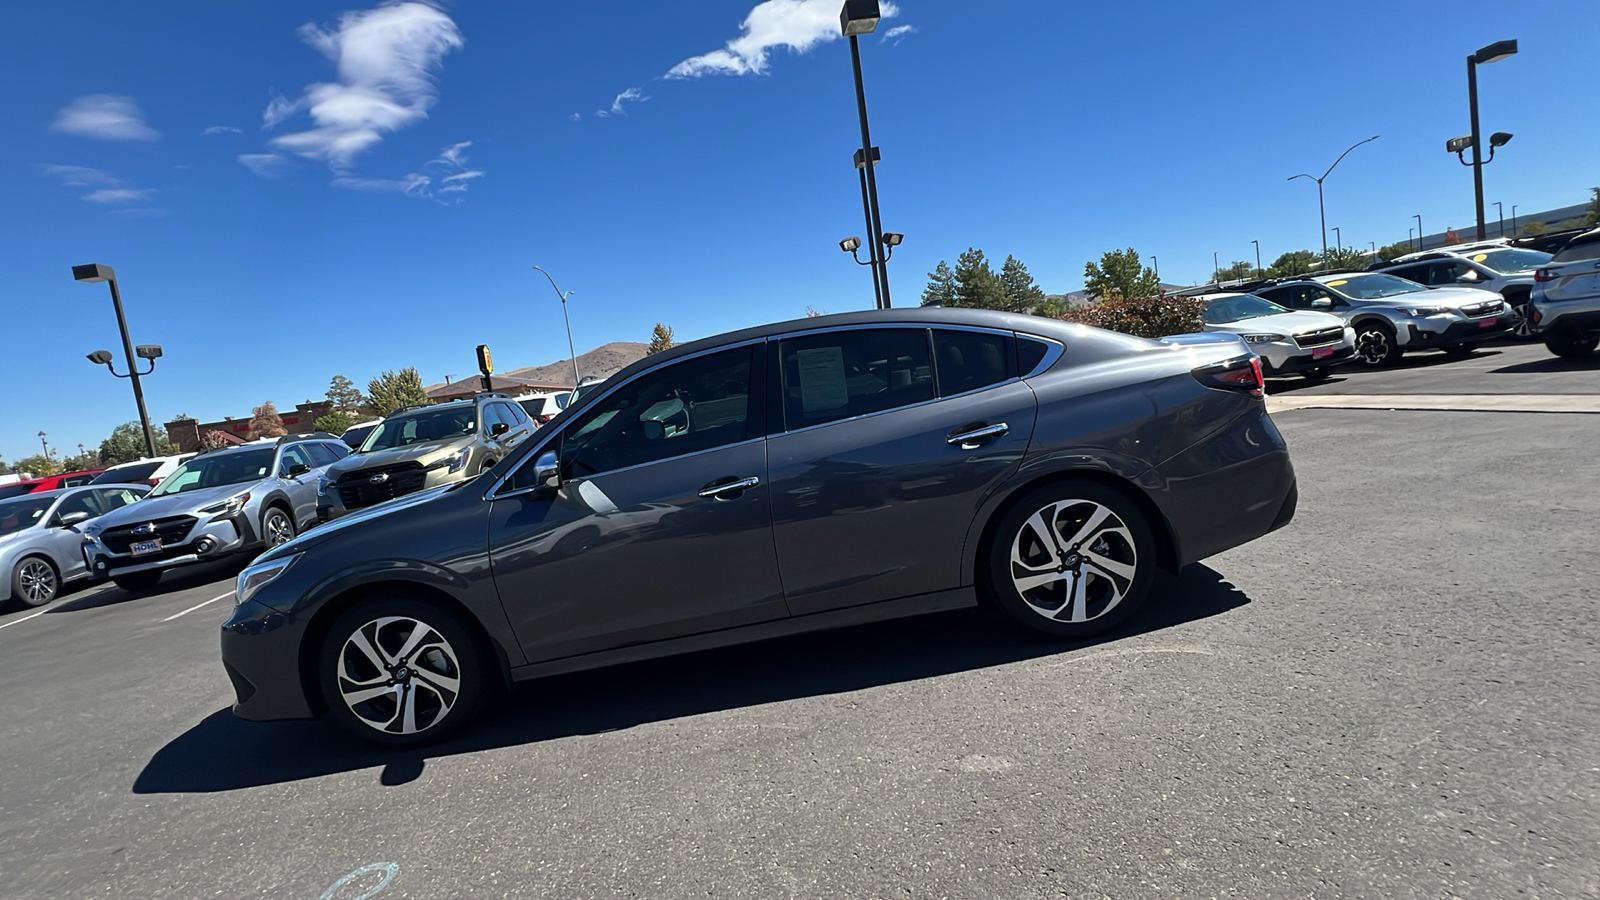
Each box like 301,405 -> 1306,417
842,0 -> 890,308
1289,135 -> 1380,263
72,264 -> 157,458
1466,40 -> 1518,240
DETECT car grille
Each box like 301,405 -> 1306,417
1461,300 -> 1501,318
1293,327 -> 1345,348
100,516 -> 198,554
337,463 -> 428,510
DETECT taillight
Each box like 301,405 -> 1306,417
1534,267 -> 1558,282
536,415 -> 552,425
1193,355 -> 1265,399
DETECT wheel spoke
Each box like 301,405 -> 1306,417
347,627 -> 392,669
1083,550 -> 1136,581
1021,506 -> 1063,554
399,685 -> 420,734
1013,571 -> 1066,594
411,666 -> 460,697
391,622 -> 440,665
1084,566 -> 1126,615
342,683 -> 398,706
1055,572 -> 1089,623
1063,505 -> 1113,549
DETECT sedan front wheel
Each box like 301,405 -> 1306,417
985,482 -> 1157,639
11,557 -> 59,608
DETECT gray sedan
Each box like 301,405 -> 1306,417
221,308 -> 1299,747
0,485 -> 149,608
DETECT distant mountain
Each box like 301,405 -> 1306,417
502,342 -> 650,387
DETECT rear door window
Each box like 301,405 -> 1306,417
303,442 -> 339,467
1553,237 -> 1600,263
778,328 -> 934,430
933,329 -> 1012,396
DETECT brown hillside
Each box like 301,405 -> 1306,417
502,342 -> 650,386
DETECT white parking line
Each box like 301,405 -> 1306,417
160,591 -> 236,622
0,608 -> 50,630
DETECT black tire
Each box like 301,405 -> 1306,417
10,556 -> 59,608
984,481 -> 1158,640
261,506 -> 296,549
1544,327 -> 1600,359
318,592 -> 493,747
112,570 -> 162,592
1442,344 -> 1477,359
1302,367 -> 1332,381
1353,321 -> 1403,367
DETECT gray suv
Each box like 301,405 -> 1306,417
315,393 -> 535,523
82,435 -> 350,590
1254,272 -> 1511,366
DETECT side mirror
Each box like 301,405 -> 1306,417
285,463 -> 311,477
491,422 -> 510,437
1310,298 -> 1333,309
57,510 -> 91,528
533,451 -> 560,490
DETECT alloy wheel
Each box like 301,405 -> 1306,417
1355,330 -> 1391,366
18,560 -> 57,606
335,616 -> 463,735
1510,305 -> 1535,339
264,510 -> 294,548
1009,499 -> 1138,624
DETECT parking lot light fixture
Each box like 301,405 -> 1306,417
72,262 -> 157,458
1494,201 -> 1505,237
1251,240 -> 1261,278
1466,39 -> 1517,240
1512,204 -> 1519,237
532,266 -> 581,389
1414,214 -> 1423,250
1332,227 -> 1342,254
1288,135 -> 1380,262
841,0 -> 891,308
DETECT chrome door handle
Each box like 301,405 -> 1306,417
946,423 -> 1009,447
697,476 -> 761,498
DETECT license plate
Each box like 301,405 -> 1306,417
130,538 -> 162,556
1479,316 -> 1497,328
1312,345 -> 1333,359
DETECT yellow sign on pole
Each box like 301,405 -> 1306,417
476,344 -> 493,377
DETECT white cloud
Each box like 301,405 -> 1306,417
51,95 -> 160,141
203,125 -> 243,136
85,188 -> 157,204
265,1 -> 464,170
881,24 -> 915,44
666,0 -> 898,79
238,153 -> 291,176
571,112 -> 582,122
40,164 -> 156,206
596,87 -> 647,118
332,173 -> 433,196
332,140 -> 483,201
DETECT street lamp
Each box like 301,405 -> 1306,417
841,0 -> 893,308
1414,214 -> 1424,250
1463,38 -> 1518,240
1493,201 -> 1505,237
1332,227 -> 1342,254
531,266 -> 581,389
1251,240 -> 1261,278
1512,204 -> 1519,238
1213,251 -> 1219,282
72,263 -> 158,458
1288,135 -> 1380,262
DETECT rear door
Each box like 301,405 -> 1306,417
765,325 -> 1038,616
1547,237 -> 1600,302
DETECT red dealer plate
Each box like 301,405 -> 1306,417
1479,316 -> 1498,328
1312,345 -> 1333,359
130,539 -> 162,556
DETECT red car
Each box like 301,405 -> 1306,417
0,469 -> 105,499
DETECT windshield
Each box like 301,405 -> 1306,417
1204,295 -> 1289,325
570,382 -> 605,405
1472,248 -> 1551,274
341,422 -> 378,448
1320,273 -> 1423,300
0,483 -> 37,501
91,461 -> 161,485
0,496 -> 54,535
361,406 -> 477,451
149,449 -> 274,496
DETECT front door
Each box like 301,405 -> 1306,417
766,326 -> 1038,616
488,344 -> 787,662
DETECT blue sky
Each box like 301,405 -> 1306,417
2,0 -> 1597,464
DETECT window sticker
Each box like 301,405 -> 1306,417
1473,254 -> 1488,262
1327,279 -> 1348,287
795,346 -> 849,413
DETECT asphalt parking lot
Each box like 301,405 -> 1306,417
2,338 -> 1596,899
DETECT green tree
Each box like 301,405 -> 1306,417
200,430 -> 234,450
368,368 -> 430,416
60,449 -> 101,471
0,458 -> 12,476
1082,248 -> 1160,302
921,260 -> 956,307
1268,250 -> 1319,278
1584,187 -> 1600,228
1521,220 -> 1549,236
1212,260 -> 1255,283
14,454 -> 59,477
646,323 -> 677,355
1377,240 -> 1415,262
325,375 -> 368,414
999,255 -> 1046,312
169,412 -> 195,423
1321,246 -> 1368,270
248,401 -> 288,440
314,411 -> 355,435
951,248 -> 1009,309
99,422 -> 175,465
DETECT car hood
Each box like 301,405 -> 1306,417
94,483 -> 250,525
259,482 -> 459,561
1357,285 -> 1501,308
1205,310 -> 1347,336
329,436 -> 473,477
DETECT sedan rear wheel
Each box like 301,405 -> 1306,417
319,594 -> 491,746
11,557 -> 59,608
985,482 -> 1157,639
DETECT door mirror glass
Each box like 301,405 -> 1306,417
56,510 -> 91,528
491,421 -> 510,437
285,463 -> 311,477
533,452 -> 559,489
1310,298 -> 1332,309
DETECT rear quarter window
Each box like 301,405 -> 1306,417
1553,238 -> 1600,264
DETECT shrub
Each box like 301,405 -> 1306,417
1053,294 -> 1204,340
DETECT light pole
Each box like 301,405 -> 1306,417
1213,251 -> 1219,283
72,263 -> 158,458
1331,227 -> 1342,255
1512,204 -> 1519,237
1414,214 -> 1424,250
841,0 -> 892,307
1493,201 -> 1505,237
1463,40 -> 1518,240
1409,227 -> 1415,250
532,266 -> 581,389
1289,135 -> 1380,263
1251,240 -> 1261,278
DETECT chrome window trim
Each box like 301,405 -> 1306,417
1012,332 -> 1066,378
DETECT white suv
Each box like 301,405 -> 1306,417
1529,227 -> 1600,358
1376,244 -> 1553,337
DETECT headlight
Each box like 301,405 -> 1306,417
81,524 -> 103,540
1401,306 -> 1448,317
426,446 -> 471,475
1240,333 -> 1287,344
236,553 -> 302,607
316,474 -> 332,497
199,492 -> 251,516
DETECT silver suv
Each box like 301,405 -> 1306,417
1375,243 -> 1553,337
82,434 -> 350,590
1253,272 -> 1511,367
1528,227 -> 1600,358
315,393 -> 535,523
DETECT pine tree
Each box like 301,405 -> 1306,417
999,255 -> 1046,312
326,375 -> 368,413
368,368 -> 430,416
1083,248 -> 1160,301
952,248 -> 1009,309
921,261 -> 956,307
248,401 -> 288,440
647,323 -> 677,355
314,412 -> 356,436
